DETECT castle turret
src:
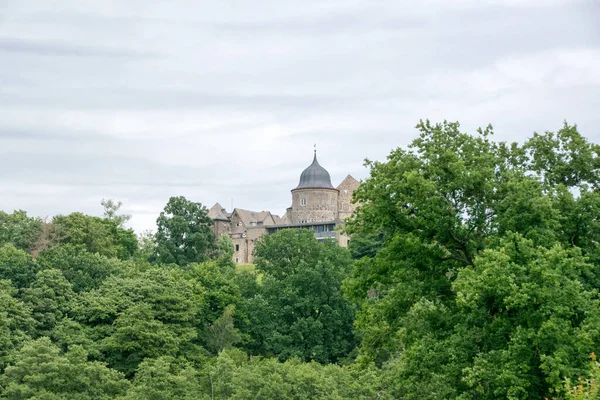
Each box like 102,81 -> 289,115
290,151 -> 339,224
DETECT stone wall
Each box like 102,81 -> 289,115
336,175 -> 360,222
291,188 -> 339,224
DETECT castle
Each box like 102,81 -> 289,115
208,151 -> 360,263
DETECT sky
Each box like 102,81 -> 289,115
1,0 -> 599,233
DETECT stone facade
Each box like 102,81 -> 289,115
208,153 -> 359,263
291,188 -> 338,224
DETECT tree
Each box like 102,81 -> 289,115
246,229 -> 356,363
101,198 -> 132,228
153,196 -> 216,266
205,305 -> 241,354
100,303 -> 183,376
0,281 -> 35,371
36,244 -> 126,292
0,210 -> 43,253
71,267 -> 209,373
136,229 -> 156,262
345,120 -> 600,399
0,337 -> 129,399
21,269 -> 75,337
52,212 -> 137,260
0,244 -> 37,288
123,357 -> 207,400
205,348 -> 388,399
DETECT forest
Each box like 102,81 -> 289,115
1,121 -> 599,399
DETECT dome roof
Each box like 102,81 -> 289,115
294,152 -> 335,190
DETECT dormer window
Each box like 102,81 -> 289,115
301,198 -> 307,206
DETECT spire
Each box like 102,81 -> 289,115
294,148 -> 335,190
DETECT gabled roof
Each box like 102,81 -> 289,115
233,208 -> 277,227
208,203 -> 230,221
336,174 -> 360,190
272,215 -> 285,225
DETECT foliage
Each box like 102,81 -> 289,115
0,120 -> 597,400
0,244 -> 37,288
136,229 -> 156,262
206,349 -> 388,399
247,229 -> 356,363
52,212 -> 137,260
565,353 -> 600,400
101,198 -> 132,228
345,120 -> 600,399
205,305 -> 241,354
347,231 -> 385,259
0,337 -> 129,399
21,269 -> 74,337
0,281 -> 35,371
0,210 -> 43,253
36,244 -> 127,292
153,196 -> 216,266
123,357 -> 207,400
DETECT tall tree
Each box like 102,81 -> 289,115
0,337 -> 129,399
101,198 -> 132,228
153,196 -> 216,266
246,229 -> 356,363
52,212 -> 137,260
0,210 -> 43,253
345,120 -> 600,399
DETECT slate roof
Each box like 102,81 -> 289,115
234,209 -> 277,227
294,152 -> 335,190
208,203 -> 230,221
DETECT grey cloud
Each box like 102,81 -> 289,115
0,37 -> 158,58
1,0 -> 598,232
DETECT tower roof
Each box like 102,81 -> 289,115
294,151 -> 335,190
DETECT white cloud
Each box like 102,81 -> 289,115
1,0 -> 598,232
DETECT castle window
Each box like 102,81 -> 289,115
301,198 -> 307,206
235,244 -> 240,251
235,258 -> 239,263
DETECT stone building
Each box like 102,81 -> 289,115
208,151 -> 359,264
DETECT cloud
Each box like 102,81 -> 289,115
0,37 -> 157,58
0,0 -> 599,232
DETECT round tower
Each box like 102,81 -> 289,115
291,151 -> 339,224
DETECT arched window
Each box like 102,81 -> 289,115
301,198 -> 307,206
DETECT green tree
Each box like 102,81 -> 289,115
0,337 -> 129,399
0,210 -> 43,253
52,212 -> 137,260
136,229 -> 156,262
100,303 -> 183,376
205,305 -> 241,354
101,198 -> 132,228
345,120 -> 600,399
153,196 -> 216,266
123,357 -> 207,400
71,267 -> 209,373
0,281 -> 35,371
247,229 -> 356,363
206,348 -> 388,400
21,269 -> 75,337
0,244 -> 37,288
36,244 -> 127,292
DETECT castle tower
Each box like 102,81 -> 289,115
290,151 -> 339,224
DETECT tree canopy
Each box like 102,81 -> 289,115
0,123 -> 598,399
153,196 -> 216,266
345,120 -> 600,399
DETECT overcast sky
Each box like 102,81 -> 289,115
1,0 -> 599,233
